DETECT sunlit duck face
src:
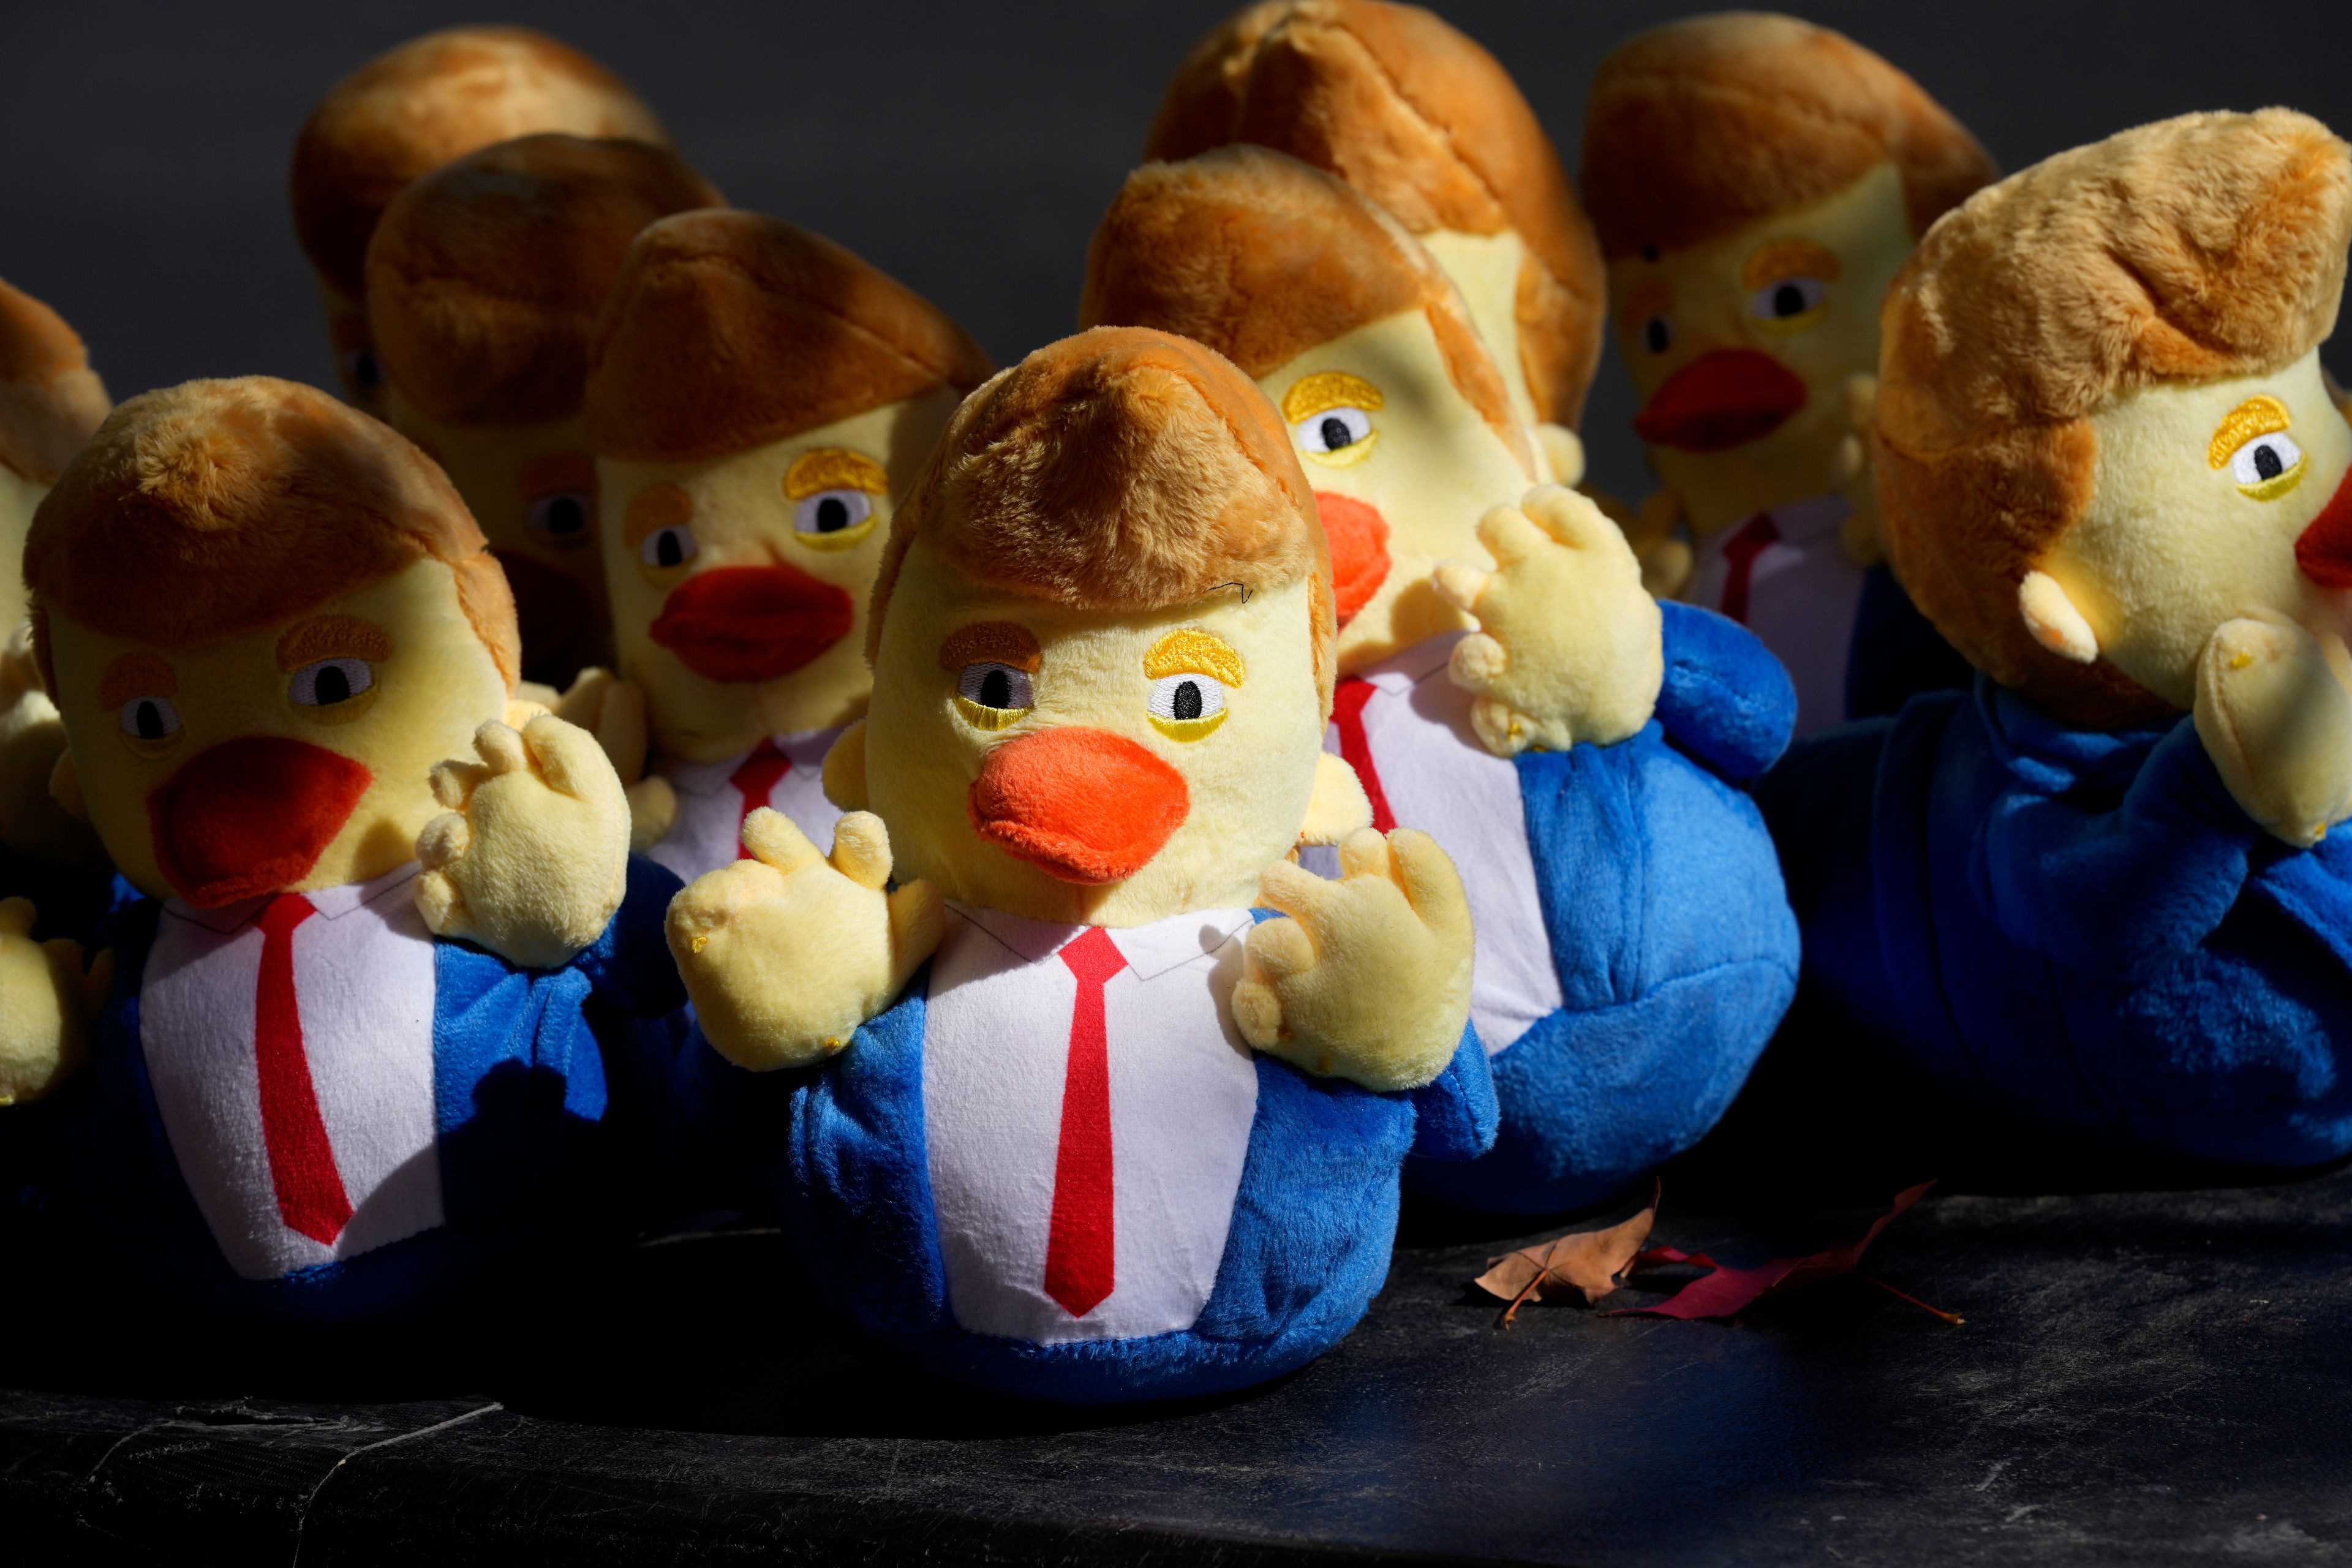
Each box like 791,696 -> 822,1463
600,391 -> 959,760
862,535 -> 1325,928
2026,349 -> 2352,708
1610,161 -> 1917,537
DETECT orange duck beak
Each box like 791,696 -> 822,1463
1634,349 -> 1809,453
148,737 -> 373,907
967,727 -> 1189,884
1313,492 -> 1392,627
2294,468 -> 2352,589
650,564 -> 856,684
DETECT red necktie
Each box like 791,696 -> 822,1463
727,739 -> 791,859
1331,677 -> 1396,833
1044,927 -> 1126,1318
1717,512 -> 1782,625
253,894 -> 352,1246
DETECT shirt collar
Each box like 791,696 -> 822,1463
948,902 -> 1256,980
1760,491 -> 1852,547
1975,676 -> 2177,796
1352,629 -> 1466,693
662,726 -> 843,797
166,860 -> 421,935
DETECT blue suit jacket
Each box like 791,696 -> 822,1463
47,855 -> 686,1322
1406,603 -> 1801,1214
682,930 -> 1497,1405
1758,679 -> 2352,1167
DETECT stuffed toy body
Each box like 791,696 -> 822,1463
0,379 -> 684,1319
583,211 -> 993,880
1760,111 -> 2352,1167
1581,13 -> 1996,734
1147,0 -> 1607,488
366,135 -> 722,687
1082,149 -> 1796,1215
0,279 -> 118,937
669,329 -> 1493,1401
290,26 -> 669,417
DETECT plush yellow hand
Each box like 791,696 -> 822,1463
624,776 -> 679,854
1432,484 -> 1665,758
666,808 -> 944,1071
2193,611 -> 2352,848
0,899 -> 110,1106
1833,372 -> 1885,569
1233,828 -> 1474,1092
546,666 -> 650,786
1534,423 -> 1586,488
415,715 -> 631,969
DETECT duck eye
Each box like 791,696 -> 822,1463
527,491 -> 594,546
290,658 -> 375,709
639,524 -> 699,571
954,661 -> 1034,731
341,348 -> 382,393
1294,407 -> 1376,466
1751,277 -> 1828,330
791,488 -> 878,549
2230,431 -> 2307,500
1147,671 -> 1228,739
1643,315 -> 1672,355
118,695 -> 181,743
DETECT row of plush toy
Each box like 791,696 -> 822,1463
1,4 -> 2348,1404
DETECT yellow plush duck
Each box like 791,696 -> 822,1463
582,209 -> 994,878
0,278 -> 112,888
290,25 -> 670,415
0,378 -> 684,1319
1581,12 -> 1996,732
1145,0 -> 1607,486
365,134 -> 722,688
665,326 -> 1491,1400
1082,147 -> 1799,1214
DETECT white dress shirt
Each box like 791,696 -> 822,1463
1689,491 -> 1859,739
1314,633 -> 1564,1057
921,903 -> 1262,1345
140,862 -> 443,1281
648,726 -> 844,881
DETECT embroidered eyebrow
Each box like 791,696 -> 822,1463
624,482 -> 693,548
1741,238 -> 1842,292
785,448 -> 889,500
518,452 -> 596,500
1144,629 -> 1244,687
1281,371 -> 1384,423
2208,395 -> 2293,469
98,652 -> 176,711
940,621 -> 1042,673
276,616 -> 393,671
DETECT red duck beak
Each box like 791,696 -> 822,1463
1313,492 -> 1392,627
148,737 -> 374,908
493,549 -> 597,688
650,564 -> 856,684
1634,349 -> 1809,453
968,728 -> 1189,884
2293,468 -> 2352,589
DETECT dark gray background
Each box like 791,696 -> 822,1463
3,0 -> 2348,502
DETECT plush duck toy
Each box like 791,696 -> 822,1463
0,378 -> 685,1318
1082,147 -> 1796,1215
290,25 -> 669,415
366,135 -> 722,688
1145,0 -> 1607,486
582,209 -> 994,879
1758,110 -> 2352,1167
669,327 -> 1494,1402
1581,13 -> 1997,734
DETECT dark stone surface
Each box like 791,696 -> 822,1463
11,1150 -> 2352,1565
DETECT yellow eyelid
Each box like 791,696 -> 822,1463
1281,372 -> 1384,423
784,448 -> 889,500
2209,396 -> 2293,470
1150,710 -> 1229,742
952,695 -> 1027,731
1144,630 -> 1244,687
1741,238 -> 1841,292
